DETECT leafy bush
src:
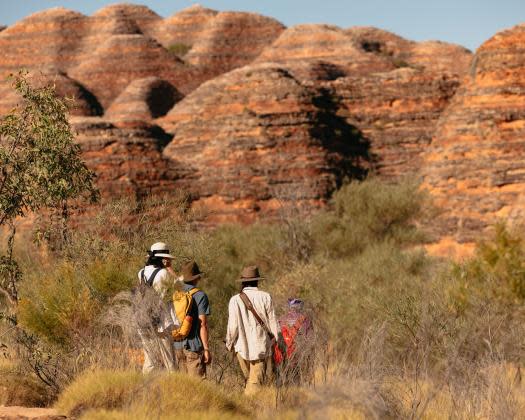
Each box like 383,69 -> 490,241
18,258 -> 135,347
167,43 -> 192,57
451,223 -> 525,303
310,178 -> 427,258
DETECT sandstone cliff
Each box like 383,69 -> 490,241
422,23 -> 525,255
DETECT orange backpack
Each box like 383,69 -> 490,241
171,288 -> 200,341
274,315 -> 306,365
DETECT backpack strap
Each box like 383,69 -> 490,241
185,288 -> 200,314
142,267 -> 163,287
239,291 -> 275,340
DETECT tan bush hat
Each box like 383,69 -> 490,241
181,260 -> 204,282
149,242 -> 175,259
238,265 -> 265,282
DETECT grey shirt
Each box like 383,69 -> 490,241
174,283 -> 210,352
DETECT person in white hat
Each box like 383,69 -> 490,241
137,242 -> 177,373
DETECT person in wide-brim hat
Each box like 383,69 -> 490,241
137,242 -> 177,374
238,265 -> 265,282
226,265 -> 278,396
175,259 -> 212,378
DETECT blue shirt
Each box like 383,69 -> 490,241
174,284 -> 210,352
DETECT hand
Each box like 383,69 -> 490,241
156,329 -> 169,339
203,349 -> 212,364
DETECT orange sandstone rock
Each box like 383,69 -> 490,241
158,63 -> 371,222
257,24 -> 394,76
185,11 -> 285,76
422,23 -> 525,248
72,116 -> 183,200
105,77 -> 182,123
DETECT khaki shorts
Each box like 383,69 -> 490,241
175,348 -> 206,379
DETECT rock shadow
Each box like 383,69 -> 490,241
311,87 -> 377,190
146,80 -> 183,118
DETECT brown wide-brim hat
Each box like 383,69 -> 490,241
181,260 -> 204,282
238,265 -> 265,282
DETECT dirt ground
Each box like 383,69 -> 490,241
0,406 -> 66,419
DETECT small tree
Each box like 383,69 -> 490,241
0,71 -> 99,306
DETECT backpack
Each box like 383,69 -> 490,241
273,315 -> 307,365
171,287 -> 200,341
133,267 -> 164,331
140,267 -> 162,287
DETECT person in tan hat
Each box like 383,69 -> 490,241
173,260 -> 211,378
136,242 -> 177,374
225,266 -> 279,395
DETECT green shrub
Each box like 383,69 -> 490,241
270,242 -> 432,355
451,223 -> 525,303
310,178 -> 427,258
167,43 -> 192,57
18,259 -> 135,347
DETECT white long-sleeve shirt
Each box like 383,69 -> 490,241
225,287 -> 279,361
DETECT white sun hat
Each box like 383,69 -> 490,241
149,242 -> 175,259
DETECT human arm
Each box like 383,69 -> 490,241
196,292 -> 212,364
225,297 -> 239,352
199,314 -> 212,364
266,297 -> 280,340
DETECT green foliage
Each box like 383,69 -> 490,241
167,43 -> 192,57
311,178 -> 427,258
451,223 -> 525,303
0,71 -> 98,225
0,71 -> 98,305
18,259 -> 133,347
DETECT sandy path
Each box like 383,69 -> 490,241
0,406 -> 66,419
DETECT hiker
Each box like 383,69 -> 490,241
137,242 -> 177,374
225,266 -> 279,395
173,260 -> 211,378
274,298 -> 314,385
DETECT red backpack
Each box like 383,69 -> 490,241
274,315 -> 306,365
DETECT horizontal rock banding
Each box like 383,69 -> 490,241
72,117 -> 183,199
328,68 -> 463,178
3,3 -> 523,253
158,63 -> 371,222
422,24 -> 525,249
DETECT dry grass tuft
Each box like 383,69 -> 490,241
55,369 -> 251,418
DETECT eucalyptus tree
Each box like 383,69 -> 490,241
0,71 -> 99,306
